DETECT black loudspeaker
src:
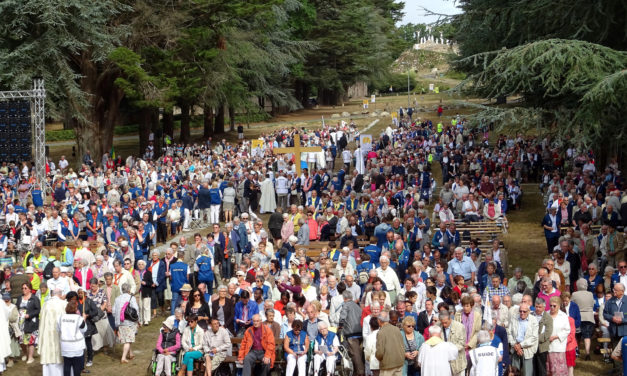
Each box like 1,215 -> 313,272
0,100 -> 31,163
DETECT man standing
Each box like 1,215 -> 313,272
376,256 -> 401,303
439,310 -> 467,376
603,283 -> 627,344
533,299 -> 553,376
468,331 -> 499,376
417,325 -> 459,376
375,311 -> 405,376
339,291 -> 364,376
39,289 -> 67,376
541,205 -> 560,254
507,303 -> 538,376
447,247 -> 477,286
238,314 -> 275,376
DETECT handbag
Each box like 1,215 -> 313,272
123,296 -> 139,322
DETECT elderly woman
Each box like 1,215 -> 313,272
584,263 -> 603,293
454,296 -> 482,351
284,319 -> 309,376
313,321 -> 339,376
154,317 -> 181,376
211,285 -> 235,335
91,255 -> 110,280
137,259 -> 153,326
300,275 -> 317,302
113,282 -> 139,363
87,277 -> 115,351
401,315 -> 425,376
547,296 -> 570,376
281,213 -> 295,243
16,282 -> 40,364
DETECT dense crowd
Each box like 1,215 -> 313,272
0,110 -> 625,376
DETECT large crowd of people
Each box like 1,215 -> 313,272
0,110 -> 625,376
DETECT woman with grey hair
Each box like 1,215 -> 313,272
571,278 -> 594,360
113,282 -> 139,363
136,259 -> 153,326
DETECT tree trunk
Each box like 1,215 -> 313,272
162,108 -> 174,139
138,107 -> 151,157
179,102 -> 191,144
228,105 -> 236,132
73,55 -> 123,165
203,104 -> 214,138
214,105 -> 225,134
150,108 -> 161,158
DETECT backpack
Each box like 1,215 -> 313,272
43,261 -> 55,280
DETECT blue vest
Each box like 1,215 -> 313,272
315,331 -> 336,348
197,255 -> 214,283
286,330 -> 307,356
169,262 -> 189,292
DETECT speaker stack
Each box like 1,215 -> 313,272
0,100 -> 32,163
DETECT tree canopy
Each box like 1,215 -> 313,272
449,0 -> 627,159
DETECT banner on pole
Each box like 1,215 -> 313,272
360,134 -> 373,152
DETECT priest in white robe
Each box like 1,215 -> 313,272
259,174 -> 277,214
355,146 -> 365,175
418,326 -> 458,376
0,296 -> 11,373
39,289 -> 67,376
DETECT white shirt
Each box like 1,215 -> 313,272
342,150 -> 352,164
275,176 -> 289,195
469,345 -> 499,376
418,340 -> 458,376
376,266 -> 401,294
47,277 -> 71,296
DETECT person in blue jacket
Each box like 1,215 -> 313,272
169,255 -> 189,315
148,250 -> 167,316
209,181 -> 222,225
234,290 -> 259,335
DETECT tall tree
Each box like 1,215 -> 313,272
0,0 -> 128,161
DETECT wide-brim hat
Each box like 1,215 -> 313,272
180,283 -> 193,292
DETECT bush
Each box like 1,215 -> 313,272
46,129 -> 75,141
113,125 -> 139,135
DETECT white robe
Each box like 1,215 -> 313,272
418,337 -> 458,376
259,178 -> 277,213
355,147 -> 365,174
0,301 -> 11,369
39,296 -> 67,375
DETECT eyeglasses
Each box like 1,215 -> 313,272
519,310 -> 529,313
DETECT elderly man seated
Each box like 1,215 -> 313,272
313,321 -> 340,376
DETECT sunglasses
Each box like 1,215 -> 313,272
620,266 -> 627,269
193,294 -> 201,297
519,310 -> 529,313
550,304 -> 558,308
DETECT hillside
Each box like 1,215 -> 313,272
391,49 -> 455,74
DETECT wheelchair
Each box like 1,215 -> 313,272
147,349 -> 183,376
306,335 -> 353,376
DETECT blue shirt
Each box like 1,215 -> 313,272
515,317 -> 529,343
447,256 -> 477,280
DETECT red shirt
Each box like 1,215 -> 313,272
251,326 -> 264,350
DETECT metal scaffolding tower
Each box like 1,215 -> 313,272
0,79 -> 46,186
